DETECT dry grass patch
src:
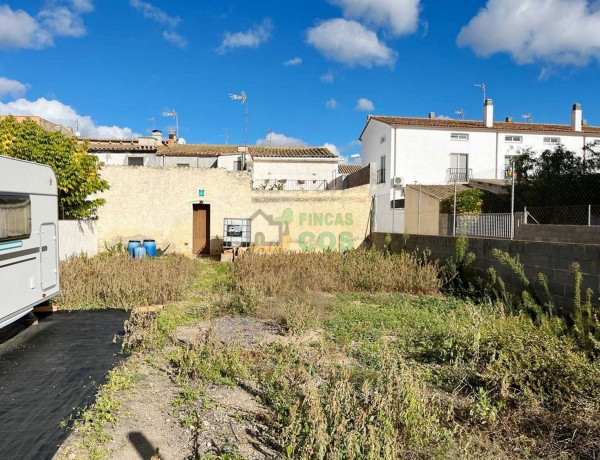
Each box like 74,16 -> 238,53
56,253 -> 197,310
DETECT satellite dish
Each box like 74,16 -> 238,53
177,138 -> 186,144
75,131 -> 81,137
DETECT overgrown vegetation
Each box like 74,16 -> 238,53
62,244 -> 600,459
55,253 -> 196,309
0,116 -> 109,218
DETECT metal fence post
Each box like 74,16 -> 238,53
417,184 -> 422,234
510,160 -> 515,239
524,206 -> 527,224
589,204 -> 592,226
452,178 -> 457,237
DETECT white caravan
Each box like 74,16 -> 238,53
0,156 -> 59,328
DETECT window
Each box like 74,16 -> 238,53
377,155 -> 386,184
543,137 -> 561,145
177,163 -> 190,168
391,199 -> 405,209
448,153 -> 469,182
379,135 -> 387,144
451,133 -> 469,141
128,157 -> 144,166
505,135 -> 522,142
0,194 -> 31,242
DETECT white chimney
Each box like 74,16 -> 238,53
428,112 -> 435,119
483,99 -> 493,128
571,103 -> 582,132
152,129 -> 163,144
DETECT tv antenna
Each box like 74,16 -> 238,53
162,109 -> 178,139
149,117 -> 155,130
221,128 -> 231,145
474,83 -> 486,103
266,129 -> 274,146
522,113 -> 533,123
455,108 -> 465,120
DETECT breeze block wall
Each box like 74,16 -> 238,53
371,232 -> 600,311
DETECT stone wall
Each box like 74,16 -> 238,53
371,232 -> 600,310
96,166 -> 372,255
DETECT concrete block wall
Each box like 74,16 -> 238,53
516,223 -> 600,245
372,232 -> 600,311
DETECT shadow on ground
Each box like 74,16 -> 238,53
0,310 -> 128,460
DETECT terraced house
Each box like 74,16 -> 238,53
84,129 -> 341,190
360,101 -> 600,232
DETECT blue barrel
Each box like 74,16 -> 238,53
134,246 -> 146,260
128,240 -> 142,258
143,239 -> 157,258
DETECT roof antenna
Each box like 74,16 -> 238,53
455,108 -> 465,120
474,83 -> 486,103
149,117 -> 155,130
522,113 -> 533,123
267,129 -> 274,146
222,128 -> 231,145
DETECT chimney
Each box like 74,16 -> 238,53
505,116 -> 513,123
483,99 -> 493,128
152,129 -> 162,144
168,130 -> 175,146
571,103 -> 582,132
428,112 -> 435,119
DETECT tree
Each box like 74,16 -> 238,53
440,188 -> 484,214
0,116 -> 109,219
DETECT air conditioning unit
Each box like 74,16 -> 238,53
392,177 -> 404,187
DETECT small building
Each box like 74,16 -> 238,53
404,184 -> 469,235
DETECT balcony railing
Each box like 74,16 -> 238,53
446,168 -> 472,183
253,179 -> 329,191
377,168 -> 386,184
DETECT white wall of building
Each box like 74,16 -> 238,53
217,154 -> 243,171
251,158 -> 339,186
94,152 -> 159,166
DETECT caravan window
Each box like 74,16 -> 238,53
0,194 -> 31,242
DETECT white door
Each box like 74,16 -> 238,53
40,223 -> 58,290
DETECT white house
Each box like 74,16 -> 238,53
360,101 -> 600,233
85,131 -> 340,189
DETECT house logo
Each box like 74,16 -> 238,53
249,208 -> 293,249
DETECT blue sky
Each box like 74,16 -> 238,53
1,0 -> 600,161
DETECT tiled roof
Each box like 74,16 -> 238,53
367,116 -> 600,136
84,139 -> 156,152
158,144 -> 239,157
406,184 -> 469,201
338,164 -> 363,175
249,146 -> 338,159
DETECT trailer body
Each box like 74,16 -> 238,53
0,156 -> 59,328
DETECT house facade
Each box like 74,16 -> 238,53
360,101 -> 600,233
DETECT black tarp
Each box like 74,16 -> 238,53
0,310 -> 128,460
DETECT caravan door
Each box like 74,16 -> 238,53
40,223 -> 58,290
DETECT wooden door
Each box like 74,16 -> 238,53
192,204 -> 210,255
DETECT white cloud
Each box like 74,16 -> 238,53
436,114 -> 451,119
356,98 -> 374,111
218,18 -> 273,53
0,77 -> 29,99
457,0 -> 600,65
323,143 -> 340,156
163,31 -> 187,48
329,0 -> 421,36
284,56 -> 303,66
129,0 -> 180,28
0,2 -> 93,50
256,131 -> 305,146
320,70 -> 334,83
39,6 -> 86,37
306,19 -> 397,67
326,99 -> 338,109
0,97 -> 138,139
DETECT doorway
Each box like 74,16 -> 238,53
192,203 -> 211,256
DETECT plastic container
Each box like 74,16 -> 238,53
127,240 -> 142,258
134,246 -> 146,260
143,239 -> 157,258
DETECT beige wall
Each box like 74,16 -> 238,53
404,187 -> 442,235
96,166 -> 371,255
58,220 -> 98,260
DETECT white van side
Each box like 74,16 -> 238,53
0,156 -> 59,328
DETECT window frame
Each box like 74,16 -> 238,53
450,132 -> 469,141
127,157 -> 144,166
543,137 -> 561,145
505,135 -> 523,143
0,193 -> 32,243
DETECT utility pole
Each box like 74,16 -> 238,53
229,91 -> 248,169
510,159 -> 516,239
453,177 -> 457,237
